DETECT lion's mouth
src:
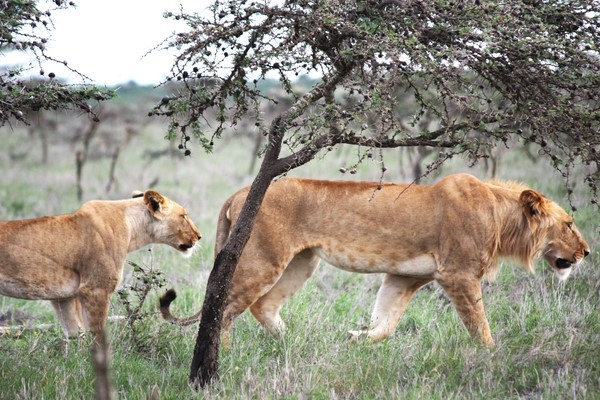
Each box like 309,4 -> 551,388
555,258 -> 573,269
178,243 -> 194,252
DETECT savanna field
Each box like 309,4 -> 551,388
0,94 -> 598,399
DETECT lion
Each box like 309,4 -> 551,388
160,173 -> 589,347
0,190 -> 201,339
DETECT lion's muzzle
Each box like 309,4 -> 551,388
178,229 -> 201,253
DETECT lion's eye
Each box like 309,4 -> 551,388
566,221 -> 573,230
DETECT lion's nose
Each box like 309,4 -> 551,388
584,249 -> 590,257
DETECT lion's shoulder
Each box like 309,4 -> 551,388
75,200 -> 122,223
76,199 -> 134,217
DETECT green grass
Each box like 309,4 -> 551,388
5,264 -> 597,399
0,118 -> 598,399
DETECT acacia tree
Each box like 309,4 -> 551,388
0,0 -> 113,126
153,0 -> 600,387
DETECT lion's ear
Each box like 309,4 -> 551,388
520,189 -> 548,218
131,190 -> 143,199
144,190 -> 167,219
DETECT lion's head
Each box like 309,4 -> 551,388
140,190 -> 202,255
520,190 -> 590,280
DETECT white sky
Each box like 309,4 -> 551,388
3,1 -> 213,86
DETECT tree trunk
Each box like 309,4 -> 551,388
189,119 -> 287,387
188,165 -> 278,387
188,78 -> 342,388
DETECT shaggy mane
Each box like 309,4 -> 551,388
485,178 -> 529,192
484,179 -> 562,278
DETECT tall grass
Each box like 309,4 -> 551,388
0,119 -> 598,399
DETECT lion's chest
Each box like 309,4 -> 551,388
314,247 -> 438,277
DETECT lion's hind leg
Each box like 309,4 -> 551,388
350,274 -> 432,342
219,250 -> 315,348
249,249 -> 320,335
51,297 -> 85,338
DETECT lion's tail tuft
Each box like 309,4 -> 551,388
158,288 -> 202,326
159,288 -> 177,309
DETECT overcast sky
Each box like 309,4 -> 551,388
4,1 -> 212,86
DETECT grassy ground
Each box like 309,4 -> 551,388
0,118 -> 598,399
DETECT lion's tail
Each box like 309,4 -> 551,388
159,194 -> 236,326
214,192 -> 235,256
158,289 -> 202,326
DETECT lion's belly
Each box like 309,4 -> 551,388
0,247 -> 81,300
0,271 -> 80,300
314,248 -> 438,277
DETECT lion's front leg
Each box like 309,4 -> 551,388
350,274 -> 432,342
437,276 -> 494,347
78,286 -> 112,342
51,297 -> 85,338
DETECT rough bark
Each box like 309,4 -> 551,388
188,124 -> 285,388
188,166 -> 277,387
189,77 -> 345,388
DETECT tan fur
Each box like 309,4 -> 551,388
0,190 -> 201,339
161,173 -> 589,347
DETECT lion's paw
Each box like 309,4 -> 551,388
347,326 -> 369,343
